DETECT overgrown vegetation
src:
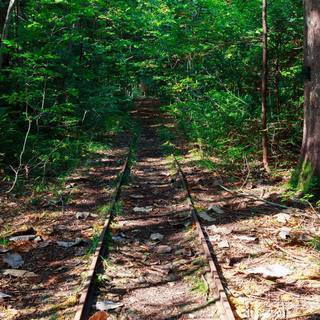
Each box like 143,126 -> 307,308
154,0 -> 303,168
0,0 -> 306,193
0,0 -> 137,191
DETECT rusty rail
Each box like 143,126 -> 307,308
73,149 -> 132,320
73,147 -> 234,320
174,157 -> 236,320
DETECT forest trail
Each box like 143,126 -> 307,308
1,1 -> 320,319
91,100 -> 320,320
1,101 -> 320,320
90,100 -> 220,319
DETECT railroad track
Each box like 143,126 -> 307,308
73,104 -> 235,320
73,147 -> 132,320
173,157 -> 235,320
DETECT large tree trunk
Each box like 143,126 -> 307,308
296,0 -> 320,193
262,0 -> 270,172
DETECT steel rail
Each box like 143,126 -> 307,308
73,147 -> 234,320
174,157 -> 236,320
73,148 -> 132,320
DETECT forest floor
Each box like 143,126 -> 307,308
159,110 -> 320,319
0,133 -> 131,319
0,99 -> 320,320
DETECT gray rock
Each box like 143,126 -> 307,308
0,246 -> 10,254
274,213 -> 291,224
112,235 -> 126,243
0,292 -> 11,299
2,269 -> 37,278
279,228 -> 291,240
130,194 -> 144,199
218,240 -> 230,248
207,225 -> 232,235
247,264 -> 291,278
234,235 -> 257,242
3,253 -> 24,268
157,245 -> 172,254
198,212 -> 215,222
133,206 -> 153,213
208,205 -> 224,214
137,276 -> 146,284
209,235 -> 221,242
9,235 -> 36,242
56,238 -> 84,248
150,233 -> 164,241
96,300 -> 124,311
33,236 -> 43,243
76,212 -> 90,220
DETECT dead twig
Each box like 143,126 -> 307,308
219,184 -> 288,209
240,156 -> 251,189
277,288 -> 320,304
7,118 -> 32,193
271,242 -> 307,263
305,200 -> 320,219
201,274 -> 210,300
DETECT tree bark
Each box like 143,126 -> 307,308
274,58 -> 281,114
296,0 -> 320,193
0,0 -> 18,68
262,0 -> 270,172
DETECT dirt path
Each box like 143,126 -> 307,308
92,103 -> 219,319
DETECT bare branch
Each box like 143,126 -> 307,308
7,118 -> 32,193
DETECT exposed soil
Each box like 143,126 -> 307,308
91,103 -> 219,319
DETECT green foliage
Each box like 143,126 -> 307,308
308,236 -> 320,252
158,129 -> 178,155
0,237 -> 9,247
0,0 -> 304,190
157,125 -> 181,156
98,200 -> 123,217
98,204 -> 112,218
87,232 -> 100,255
113,201 -> 124,216
195,159 -> 217,171
188,275 -> 208,296
0,0 -> 138,189
156,0 -> 303,164
289,161 -> 320,196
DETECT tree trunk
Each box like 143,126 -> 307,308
296,0 -> 320,193
274,59 -> 280,114
0,0 -> 18,68
262,0 -> 270,172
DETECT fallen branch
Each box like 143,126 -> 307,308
272,243 -> 307,263
277,288 -> 320,304
219,184 -> 289,209
304,200 -> 320,219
